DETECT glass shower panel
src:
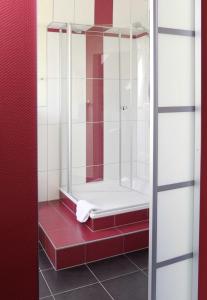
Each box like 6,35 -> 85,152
132,33 -> 150,195
60,28 -> 69,193
120,31 -> 131,190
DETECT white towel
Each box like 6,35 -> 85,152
76,200 -> 97,223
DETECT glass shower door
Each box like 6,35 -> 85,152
120,28 -> 150,196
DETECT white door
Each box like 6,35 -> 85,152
149,0 -> 201,299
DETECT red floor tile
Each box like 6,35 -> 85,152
60,193 -> 76,213
124,231 -> 149,253
56,245 -> 85,269
115,209 -> 149,227
86,236 -> 124,262
80,226 -> 121,243
39,204 -> 69,231
39,226 -> 56,268
39,201 -> 149,269
46,228 -> 85,248
118,221 -> 149,234
90,215 -> 115,230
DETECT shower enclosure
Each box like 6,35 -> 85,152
48,23 -> 150,218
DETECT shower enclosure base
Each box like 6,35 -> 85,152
60,189 -> 149,231
39,200 -> 149,270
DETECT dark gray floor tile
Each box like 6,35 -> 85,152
54,283 -> 111,300
42,265 -> 97,294
40,297 -> 53,300
39,272 -> 51,299
127,250 -> 148,270
88,255 -> 137,281
39,250 -> 52,271
102,271 -> 148,300
142,268 -> 148,276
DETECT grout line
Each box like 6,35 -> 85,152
142,268 -> 148,276
39,240 -> 56,270
40,266 -> 54,272
53,227 -> 149,251
100,269 -> 140,283
125,254 -> 148,278
40,219 -> 149,251
86,265 -> 115,300
52,282 -> 98,298
40,296 -> 54,300
39,270 -> 55,300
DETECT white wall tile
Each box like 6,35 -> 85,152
48,125 -> 60,171
37,25 -> 47,79
38,126 -> 48,172
37,0 -> 53,25
75,0 -> 94,25
60,78 -> 68,124
104,122 -> 119,164
121,121 -> 131,164
121,162 -> 131,188
103,36 -> 119,80
38,172 -> 48,202
104,164 -> 119,182
37,25 -> 47,107
120,38 -> 130,79
60,168 -> 67,190
72,79 -> 86,123
158,34 -> 195,107
48,170 -> 60,200
158,113 -> 194,186
38,78 -> 47,107
47,79 -> 60,124
72,123 -> 86,168
136,36 -> 150,106
47,32 -> 60,79
72,167 -> 86,185
72,34 -> 86,78
131,0 -> 149,29
38,107 -> 47,125
158,0 -> 195,30
60,124 -> 67,169
157,187 -> 194,262
120,80 -> 130,121
156,259 -> 193,300
53,0 -> 75,23
113,0 -> 131,28
104,80 -> 119,122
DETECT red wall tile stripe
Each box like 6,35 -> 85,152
95,0 -> 113,26
199,1 -> 207,299
86,33 -> 104,182
0,1 -> 38,299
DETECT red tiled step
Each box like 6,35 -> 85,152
39,201 -> 149,270
60,191 -> 149,231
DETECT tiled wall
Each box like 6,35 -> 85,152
38,31 -> 60,201
37,0 -> 149,201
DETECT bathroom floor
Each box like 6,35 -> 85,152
39,245 -> 148,300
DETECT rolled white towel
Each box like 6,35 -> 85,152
76,200 -> 97,223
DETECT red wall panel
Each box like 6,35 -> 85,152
0,1 -> 38,299
199,0 -> 207,299
86,33 -> 104,182
95,0 -> 113,25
